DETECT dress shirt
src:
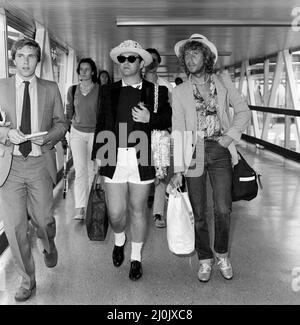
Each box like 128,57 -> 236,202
121,79 -> 143,89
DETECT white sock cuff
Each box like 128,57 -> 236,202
114,232 -> 126,247
131,242 -> 143,262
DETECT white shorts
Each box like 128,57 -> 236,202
104,148 -> 154,184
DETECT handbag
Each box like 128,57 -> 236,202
151,84 -> 170,179
86,172 -> 109,241
166,188 -> 195,255
232,151 -> 262,201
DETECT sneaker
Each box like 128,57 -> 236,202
197,262 -> 212,282
74,207 -> 85,220
153,214 -> 166,228
217,257 -> 233,280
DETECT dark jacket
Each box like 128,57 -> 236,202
91,79 -> 172,181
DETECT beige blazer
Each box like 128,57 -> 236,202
172,71 -> 251,177
0,76 -> 68,186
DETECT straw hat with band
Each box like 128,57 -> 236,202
110,40 -> 153,66
174,34 -> 218,64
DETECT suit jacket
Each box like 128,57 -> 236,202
0,76 -> 68,186
172,71 -> 251,176
92,79 -> 172,181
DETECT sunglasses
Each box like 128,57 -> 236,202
117,55 -> 140,63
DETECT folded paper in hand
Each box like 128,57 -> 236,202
24,131 -> 48,139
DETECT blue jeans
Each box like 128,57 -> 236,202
186,140 -> 233,261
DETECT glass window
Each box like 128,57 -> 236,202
7,25 -> 29,77
291,50 -> 300,103
236,56 -> 299,153
50,40 -> 68,102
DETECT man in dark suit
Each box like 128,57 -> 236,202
0,38 -> 68,301
92,40 -> 172,281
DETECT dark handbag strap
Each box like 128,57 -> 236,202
92,171 -> 103,191
236,151 -> 263,189
236,151 -> 249,165
71,85 -> 77,116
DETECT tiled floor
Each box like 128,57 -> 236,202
1,142 -> 300,305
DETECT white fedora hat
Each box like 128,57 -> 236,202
174,34 -> 218,64
110,40 -> 153,66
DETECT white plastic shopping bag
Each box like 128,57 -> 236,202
167,190 -> 195,255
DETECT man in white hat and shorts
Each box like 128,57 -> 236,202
92,40 -> 172,280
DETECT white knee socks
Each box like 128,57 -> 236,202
114,232 -> 143,262
114,231 -> 126,247
131,242 -> 143,262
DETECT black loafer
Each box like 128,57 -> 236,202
129,260 -> 143,281
112,237 -> 126,267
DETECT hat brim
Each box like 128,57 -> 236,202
174,38 -> 218,64
110,47 -> 153,66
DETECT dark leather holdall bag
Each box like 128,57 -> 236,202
86,172 -> 108,241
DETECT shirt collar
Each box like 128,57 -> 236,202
122,79 -> 143,89
15,74 -> 37,88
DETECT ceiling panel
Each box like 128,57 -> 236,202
2,0 -> 300,79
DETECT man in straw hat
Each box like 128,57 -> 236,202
170,34 -> 250,282
92,40 -> 172,281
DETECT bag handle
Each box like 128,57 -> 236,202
236,151 -> 263,189
92,170 -> 103,191
236,150 -> 249,164
257,174 -> 263,189
169,180 -> 194,222
71,85 -> 77,117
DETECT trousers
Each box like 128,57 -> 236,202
70,126 -> 95,208
0,155 -> 55,290
186,140 -> 233,261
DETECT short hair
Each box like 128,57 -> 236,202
178,41 -> 215,75
76,58 -> 98,83
98,70 -> 111,85
145,48 -> 161,64
11,38 -> 41,62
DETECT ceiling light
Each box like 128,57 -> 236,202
116,18 -> 291,27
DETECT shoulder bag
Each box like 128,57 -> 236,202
232,151 -> 262,201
